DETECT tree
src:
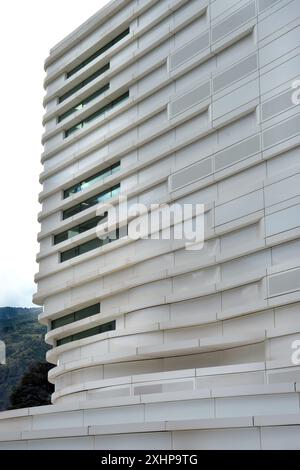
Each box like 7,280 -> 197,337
9,362 -> 54,409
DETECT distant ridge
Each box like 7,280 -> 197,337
0,307 -> 41,318
0,307 -> 49,410
0,307 -> 42,329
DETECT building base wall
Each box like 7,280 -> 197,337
1,381 -> 300,449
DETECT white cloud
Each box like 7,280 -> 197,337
0,0 -> 110,307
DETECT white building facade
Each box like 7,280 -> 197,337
1,0 -> 300,449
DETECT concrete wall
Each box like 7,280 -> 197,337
1,0 -> 300,449
36,0 -> 300,406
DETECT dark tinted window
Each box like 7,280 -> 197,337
62,184 -> 120,220
64,162 -> 120,199
54,215 -> 106,245
51,303 -> 100,330
65,92 -> 129,138
56,320 -> 116,346
60,228 -> 121,263
58,84 -> 110,123
59,64 -> 110,103
66,28 -> 129,78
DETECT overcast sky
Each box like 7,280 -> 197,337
0,0 -> 110,307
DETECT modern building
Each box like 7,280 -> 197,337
1,0 -> 300,449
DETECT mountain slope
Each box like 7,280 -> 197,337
0,307 -> 49,410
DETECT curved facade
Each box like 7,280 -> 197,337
35,0 -> 300,405
0,0 -> 295,449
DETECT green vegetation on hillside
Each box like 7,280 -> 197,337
10,362 -> 54,409
0,307 -> 51,410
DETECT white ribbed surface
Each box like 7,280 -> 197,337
1,0 -> 300,449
